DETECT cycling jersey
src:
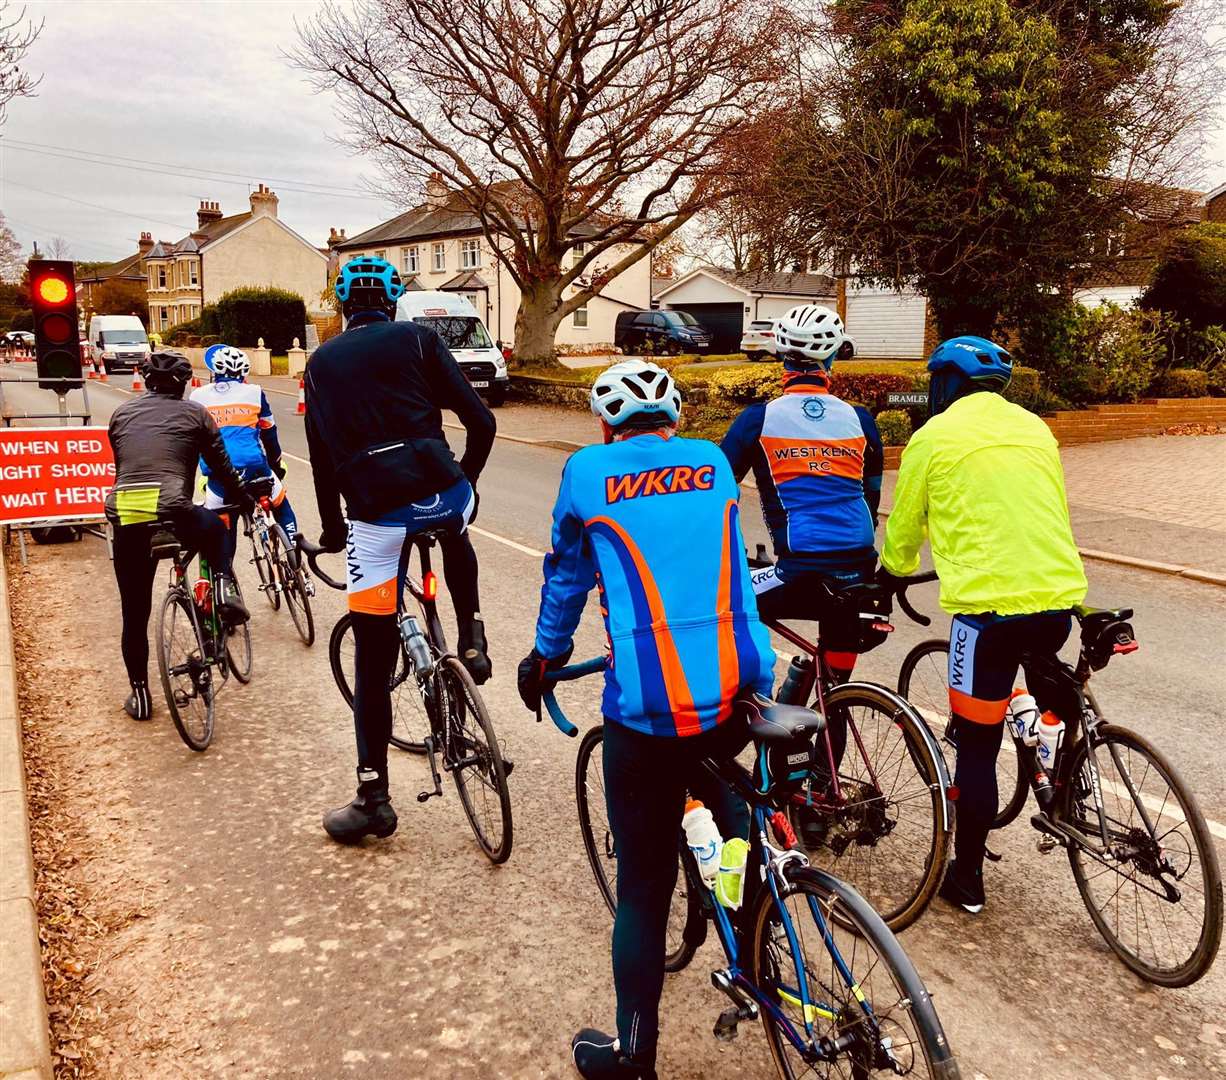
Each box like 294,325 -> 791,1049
881,391 -> 1087,615
190,379 -> 280,473
304,315 -> 495,535
535,432 -> 775,736
720,371 -> 883,576
106,390 -> 244,524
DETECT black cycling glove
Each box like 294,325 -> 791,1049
875,564 -> 908,594
319,525 -> 347,554
517,645 -> 573,713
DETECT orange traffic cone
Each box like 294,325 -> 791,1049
86,366 -> 96,380
131,367 -> 144,392
98,367 -> 108,382
191,372 -> 202,388
295,377 -> 306,416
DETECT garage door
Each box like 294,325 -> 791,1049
844,290 -> 927,359
667,302 -> 744,353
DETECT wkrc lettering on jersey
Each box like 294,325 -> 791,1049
605,464 -> 715,504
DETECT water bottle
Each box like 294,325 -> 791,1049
776,657 -> 814,706
400,614 -> 433,675
193,578 -> 212,615
682,799 -> 723,889
1007,691 -> 1041,746
1036,711 -> 1065,773
715,837 -> 750,910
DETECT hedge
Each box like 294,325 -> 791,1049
215,287 -> 306,354
1150,368 -> 1209,398
875,409 -> 912,447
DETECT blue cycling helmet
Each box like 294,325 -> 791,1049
926,336 -> 1013,417
334,256 -> 405,316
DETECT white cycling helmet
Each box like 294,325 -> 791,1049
212,345 -> 250,380
590,359 -> 681,429
775,304 -> 846,370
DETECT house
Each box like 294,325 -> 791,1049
82,186 -> 330,332
77,251 -> 147,315
653,266 -> 836,352
333,178 -> 651,348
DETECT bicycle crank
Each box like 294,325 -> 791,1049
416,735 -> 444,803
711,970 -> 758,1042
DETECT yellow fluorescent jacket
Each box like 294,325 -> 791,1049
881,392 -> 1088,616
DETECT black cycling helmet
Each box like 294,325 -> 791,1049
142,349 -> 194,396
334,256 -> 404,320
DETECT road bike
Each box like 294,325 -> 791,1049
242,476 -> 315,646
547,659 -> 961,1079
898,603 -> 1222,986
757,566 -> 953,931
153,513 -> 250,751
300,533 -> 513,864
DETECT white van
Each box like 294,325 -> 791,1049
88,315 -> 150,374
396,291 -> 509,405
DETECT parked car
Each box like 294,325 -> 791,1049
740,319 -> 778,360
395,290 -> 508,405
88,315 -> 150,373
614,310 -> 712,355
2,330 -> 34,349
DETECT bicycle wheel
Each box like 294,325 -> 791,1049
439,655 -> 513,864
899,638 -> 1028,831
328,613 -> 427,754
272,525 -> 314,646
223,578 -> 253,685
250,525 -> 280,611
157,590 -> 215,752
789,683 -> 948,931
1061,724 -> 1223,987
749,864 -> 959,1079
575,725 -> 698,972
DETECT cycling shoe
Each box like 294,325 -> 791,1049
323,769 -> 398,844
571,1029 -> 656,1080
458,613 -> 492,685
124,681 -> 152,721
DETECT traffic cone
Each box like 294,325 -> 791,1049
86,366 -> 96,380
295,377 -> 306,416
98,367 -> 108,382
131,367 -> 144,392
191,372 -> 202,388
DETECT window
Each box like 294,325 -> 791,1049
411,316 -> 493,350
571,240 -> 586,268
432,242 -> 446,272
403,246 -> 419,274
375,249 -> 387,260
159,306 -> 168,329
189,261 -> 198,286
573,301 -> 588,328
460,239 -> 481,270
156,265 -> 166,289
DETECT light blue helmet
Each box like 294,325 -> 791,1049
334,256 -> 405,316
927,336 -> 1013,388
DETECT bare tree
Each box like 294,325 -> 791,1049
46,235 -> 70,260
0,2 -> 41,125
0,211 -> 22,282
296,0 -> 785,363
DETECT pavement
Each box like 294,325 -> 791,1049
1,376 -> 1225,1078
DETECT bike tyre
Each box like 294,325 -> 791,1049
899,639 -> 1028,831
157,589 -> 215,752
224,577 -> 253,685
272,525 -> 314,646
250,525 -> 280,611
748,863 -> 960,1079
1061,724 -> 1223,987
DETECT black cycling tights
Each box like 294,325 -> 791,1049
601,719 -> 750,1069
111,508 -> 233,685
349,532 -> 482,777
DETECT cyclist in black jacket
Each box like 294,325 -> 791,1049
305,256 -> 497,843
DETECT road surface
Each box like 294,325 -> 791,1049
3,372 -> 1225,1078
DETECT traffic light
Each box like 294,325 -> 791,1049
29,259 -> 83,393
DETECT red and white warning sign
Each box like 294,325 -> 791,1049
0,427 -> 115,525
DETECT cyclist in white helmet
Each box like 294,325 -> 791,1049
519,359 -> 774,1079
190,344 -> 299,553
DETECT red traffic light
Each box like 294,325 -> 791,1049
35,275 -> 71,305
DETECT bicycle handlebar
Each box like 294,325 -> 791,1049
893,570 -> 938,628
295,535 -> 346,592
540,656 -> 609,737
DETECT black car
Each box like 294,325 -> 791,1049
614,310 -> 713,355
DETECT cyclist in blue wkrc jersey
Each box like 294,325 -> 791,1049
518,359 -> 775,1080
189,345 -> 299,555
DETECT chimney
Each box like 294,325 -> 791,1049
138,231 -> 154,257
197,200 -> 224,228
425,172 -> 449,208
249,183 -> 279,219
327,227 -> 348,249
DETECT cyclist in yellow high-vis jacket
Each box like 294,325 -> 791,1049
880,335 -> 1087,914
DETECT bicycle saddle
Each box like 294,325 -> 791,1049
246,475 -> 275,500
739,693 -> 825,742
1073,603 -> 1134,625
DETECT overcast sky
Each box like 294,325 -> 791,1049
2,0 -> 1225,265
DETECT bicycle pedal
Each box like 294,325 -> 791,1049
416,789 -> 440,804
1036,834 -> 1058,855
713,1007 -> 740,1042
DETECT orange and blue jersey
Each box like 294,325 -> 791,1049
720,371 -> 883,575
534,433 -> 775,737
189,378 -> 280,473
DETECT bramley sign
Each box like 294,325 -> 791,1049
0,428 -> 115,525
